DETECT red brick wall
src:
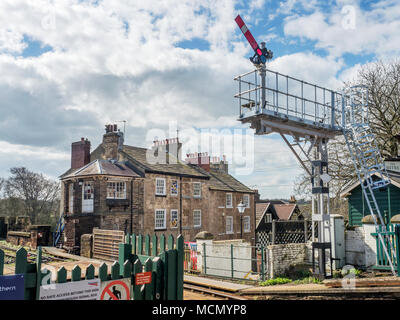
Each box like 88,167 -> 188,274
71,139 -> 90,169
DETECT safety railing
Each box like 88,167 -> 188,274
234,68 -> 345,130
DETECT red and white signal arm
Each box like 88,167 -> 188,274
100,279 -> 131,300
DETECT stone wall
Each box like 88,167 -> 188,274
344,224 -> 377,268
345,227 -> 367,267
266,243 -> 308,278
80,234 -> 93,258
7,231 -> 37,248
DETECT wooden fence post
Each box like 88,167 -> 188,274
57,266 -> 67,283
133,259 -> 144,300
160,250 -> 168,299
71,265 -> 81,281
132,233 -> 137,255
176,235 -> 184,300
160,234 -> 166,253
167,249 -> 177,300
152,257 -> 163,300
145,234 -> 150,256
86,264 -> 95,279
111,262 -> 120,280
144,258 -> 154,300
119,243 -> 132,275
138,234 -> 143,255
99,263 -> 108,282
152,235 -> 158,256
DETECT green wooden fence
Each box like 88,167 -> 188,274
0,233 -> 184,300
371,224 -> 400,276
123,233 -> 184,300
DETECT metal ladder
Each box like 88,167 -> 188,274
53,215 -> 65,248
342,86 -> 396,275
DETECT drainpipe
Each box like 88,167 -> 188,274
179,176 -> 183,235
130,179 -> 134,234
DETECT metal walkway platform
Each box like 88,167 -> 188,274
235,68 -> 344,139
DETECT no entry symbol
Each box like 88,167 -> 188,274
100,279 -> 131,300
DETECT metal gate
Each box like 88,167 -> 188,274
371,224 -> 400,275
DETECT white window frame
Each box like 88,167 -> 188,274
106,181 -> 126,199
226,216 -> 233,234
193,182 -> 201,198
243,216 -> 251,233
82,181 -> 94,213
68,183 -> 74,214
155,209 -> 166,230
155,178 -> 166,196
170,209 -> 179,228
243,194 -> 250,208
193,210 -> 201,228
170,180 -> 178,196
226,193 -> 232,208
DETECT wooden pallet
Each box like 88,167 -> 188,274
92,229 -> 124,261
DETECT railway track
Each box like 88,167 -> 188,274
183,283 -> 248,300
0,244 -> 67,263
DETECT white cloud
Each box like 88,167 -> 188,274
283,2 -> 400,58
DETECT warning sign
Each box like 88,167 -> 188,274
39,279 -> 100,300
100,278 -> 131,300
135,272 -> 152,285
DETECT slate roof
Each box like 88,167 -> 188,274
187,164 -> 255,193
60,159 -> 140,179
61,140 -> 254,193
118,145 -> 208,178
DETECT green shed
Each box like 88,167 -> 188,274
340,171 -> 400,226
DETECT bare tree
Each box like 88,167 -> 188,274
294,60 -> 400,218
4,167 -> 60,224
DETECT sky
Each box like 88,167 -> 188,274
0,0 -> 399,199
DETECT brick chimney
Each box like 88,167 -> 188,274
103,124 -> 124,160
71,138 -> 91,169
152,137 -> 182,163
210,155 -> 228,174
289,195 -> 296,204
185,152 -> 210,171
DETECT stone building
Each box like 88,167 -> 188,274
59,125 -> 256,252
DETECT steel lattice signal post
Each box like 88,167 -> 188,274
234,15 -> 397,277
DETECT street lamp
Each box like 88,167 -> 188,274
237,201 -> 246,239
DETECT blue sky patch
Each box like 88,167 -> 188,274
21,36 -> 52,58
176,38 -> 210,51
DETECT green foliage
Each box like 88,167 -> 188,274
260,277 -> 292,286
342,267 -> 362,278
293,276 -> 322,284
